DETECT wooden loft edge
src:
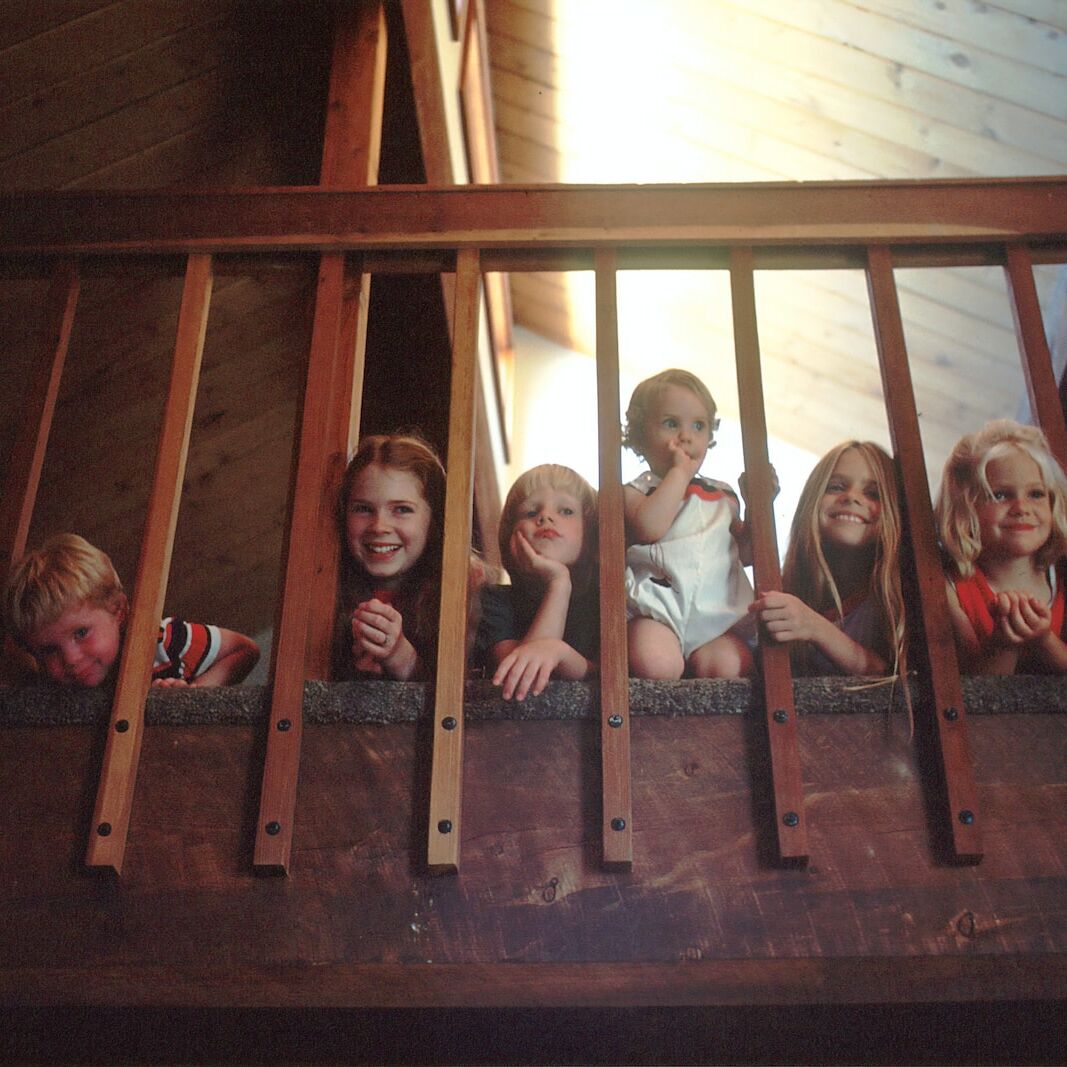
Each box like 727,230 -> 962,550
5,956 -> 1065,1008
2,179 -> 1066,256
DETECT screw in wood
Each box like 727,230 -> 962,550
943,707 -> 959,721
265,821 -> 281,835
114,719 -> 129,733
438,819 -> 453,833
782,812 -> 800,827
772,709 -> 788,723
607,714 -> 623,727
276,719 -> 291,732
442,717 -> 457,730
958,810 -> 975,825
97,823 -> 112,836
610,817 -> 626,831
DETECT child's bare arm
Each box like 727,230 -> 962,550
188,629 -> 260,687
751,591 -> 888,675
624,469 -> 688,543
492,638 -> 595,700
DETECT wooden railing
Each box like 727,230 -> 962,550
2,178 -> 1065,875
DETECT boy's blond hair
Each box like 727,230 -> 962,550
935,419 -> 1067,578
3,533 -> 125,644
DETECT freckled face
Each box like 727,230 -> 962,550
512,487 -> 584,567
25,601 -> 124,687
818,448 -> 882,550
976,449 -> 1051,562
345,463 -> 432,587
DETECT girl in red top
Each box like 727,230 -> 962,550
936,420 -> 1067,675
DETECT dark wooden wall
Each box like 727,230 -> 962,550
0,2 -> 454,643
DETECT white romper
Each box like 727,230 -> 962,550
624,470 -> 754,657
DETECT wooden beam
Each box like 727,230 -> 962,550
1003,243 -> 1067,467
730,246 -> 808,862
2,178 -> 1066,256
865,245 -> 982,864
0,259 -> 79,580
594,248 -> 632,870
426,248 -> 481,874
304,0 -> 388,679
86,253 -> 212,874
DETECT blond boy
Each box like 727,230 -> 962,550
3,534 -> 258,688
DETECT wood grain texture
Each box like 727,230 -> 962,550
0,259 -> 78,579
730,247 -> 808,862
1,707 -> 1064,1006
426,248 -> 481,873
86,253 -> 213,874
254,254 -> 346,873
865,245 -> 982,863
594,248 -> 632,869
1004,243 -> 1067,468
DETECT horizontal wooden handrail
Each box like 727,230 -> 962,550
1,178 -> 1066,258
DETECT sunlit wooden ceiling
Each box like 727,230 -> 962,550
484,0 -> 1067,471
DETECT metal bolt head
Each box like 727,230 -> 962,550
610,817 -> 626,831
607,714 -> 623,728
943,707 -> 959,722
782,811 -> 800,828
772,709 -> 788,724
97,822 -> 112,837
442,716 -> 457,731
958,809 -> 975,825
114,719 -> 129,733
276,719 -> 291,732
265,821 -> 281,836
438,819 -> 453,834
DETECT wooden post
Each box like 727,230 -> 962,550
254,253 -> 347,873
426,248 -> 481,874
255,0 -> 388,871
0,259 -> 79,582
866,245 -> 982,863
594,249 -> 633,869
86,253 -> 213,873
1003,244 -> 1067,466
729,247 -> 808,862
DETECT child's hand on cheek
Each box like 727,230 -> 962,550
511,529 -> 570,586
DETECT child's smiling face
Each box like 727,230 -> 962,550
977,447 -> 1051,563
818,447 -> 882,549
513,487 -> 584,568
640,383 -> 715,478
25,600 -> 125,686
345,462 -> 432,587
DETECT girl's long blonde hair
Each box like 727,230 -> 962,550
782,441 -> 906,678
935,419 -> 1067,578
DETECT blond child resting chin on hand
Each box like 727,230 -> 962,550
475,464 -> 599,701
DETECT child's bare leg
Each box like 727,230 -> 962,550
628,617 -> 685,679
687,631 -> 752,679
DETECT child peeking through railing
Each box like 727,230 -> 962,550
3,533 -> 259,687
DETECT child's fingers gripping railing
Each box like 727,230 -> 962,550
594,248 -> 633,870
426,247 -> 481,875
87,253 -> 213,873
729,246 -> 808,863
865,245 -> 982,864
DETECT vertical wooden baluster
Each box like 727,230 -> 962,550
86,253 -> 213,873
254,254 -> 346,873
427,247 -> 481,874
729,247 -> 808,862
255,0 -> 388,871
304,0 -> 388,678
1003,244 -> 1067,465
0,258 -> 79,582
594,249 -> 633,869
866,245 -> 982,863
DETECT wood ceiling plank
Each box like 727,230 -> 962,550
0,14 -> 230,162
0,0 -> 221,110
0,1 -> 117,51
989,0 -> 1067,30
861,0 -> 1067,74
741,0 -> 1066,121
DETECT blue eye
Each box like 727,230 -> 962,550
663,418 -> 678,429
560,507 -> 575,516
